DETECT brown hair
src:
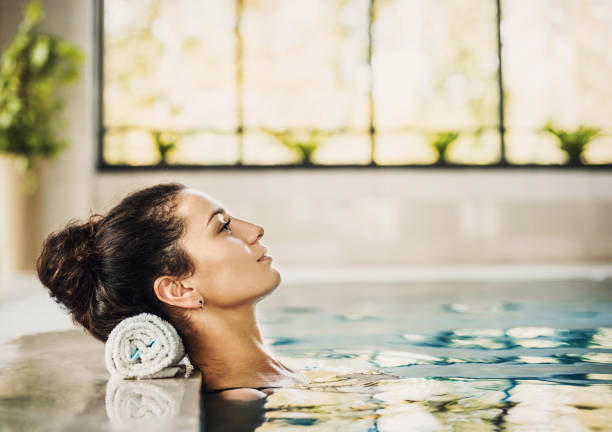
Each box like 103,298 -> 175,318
36,182 -> 194,342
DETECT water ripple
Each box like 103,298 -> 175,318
402,327 -> 610,350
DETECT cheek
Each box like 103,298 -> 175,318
190,238 -> 244,271
206,260 -> 279,307
191,239 -> 278,306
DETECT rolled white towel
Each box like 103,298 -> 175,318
105,312 -> 188,379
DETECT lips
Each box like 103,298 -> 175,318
257,248 -> 269,262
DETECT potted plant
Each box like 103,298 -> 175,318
0,1 -> 83,274
429,130 -> 460,164
541,121 -> 601,166
0,0 -> 83,193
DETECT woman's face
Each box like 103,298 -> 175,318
175,188 -> 281,308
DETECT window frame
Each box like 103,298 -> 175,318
95,0 -> 612,171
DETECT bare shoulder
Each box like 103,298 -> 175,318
216,388 -> 269,401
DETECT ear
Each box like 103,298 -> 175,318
153,276 -> 199,309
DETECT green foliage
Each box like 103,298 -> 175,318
262,128 -> 330,164
541,121 -> 601,165
0,1 -> 84,186
151,130 -> 178,164
429,130 -> 461,163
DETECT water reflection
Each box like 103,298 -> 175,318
442,302 -> 522,313
202,392 -> 267,432
105,378 -> 185,425
403,327 -> 604,350
254,367 -> 612,431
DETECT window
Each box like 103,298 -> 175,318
98,0 -> 612,169
502,0 -> 612,165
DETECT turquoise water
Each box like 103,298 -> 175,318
1,279 -> 609,431
204,280 -> 612,431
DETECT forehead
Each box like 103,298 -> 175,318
176,189 -> 224,218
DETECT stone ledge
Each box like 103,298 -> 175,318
0,329 -> 202,432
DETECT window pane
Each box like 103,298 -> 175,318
243,131 -> 302,165
373,0 -> 499,164
165,134 -> 239,165
312,134 -> 371,165
502,0 -> 612,164
447,128 -> 500,164
104,0 -> 237,164
375,133 -> 434,165
375,129 -> 500,165
103,130 -> 158,166
242,0 -> 371,164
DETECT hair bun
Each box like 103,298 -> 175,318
71,215 -> 99,265
37,214 -> 104,329
74,217 -> 97,264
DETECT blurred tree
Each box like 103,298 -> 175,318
541,121 -> 601,166
262,128 -> 333,165
151,130 -> 178,165
428,130 -> 461,164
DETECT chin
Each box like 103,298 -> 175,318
269,268 -> 282,291
256,270 -> 281,302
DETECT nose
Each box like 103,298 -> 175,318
253,224 -> 264,243
233,217 -> 264,244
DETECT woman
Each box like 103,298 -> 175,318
36,182 -> 307,400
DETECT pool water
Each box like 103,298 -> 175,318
1,278 -> 610,431
203,279 -> 612,431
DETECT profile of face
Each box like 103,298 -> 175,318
172,188 -> 281,309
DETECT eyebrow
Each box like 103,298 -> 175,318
207,207 -> 227,226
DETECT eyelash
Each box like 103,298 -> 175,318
220,217 -> 232,233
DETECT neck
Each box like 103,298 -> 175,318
183,303 -> 303,391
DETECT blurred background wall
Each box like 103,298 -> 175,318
0,0 -> 611,298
